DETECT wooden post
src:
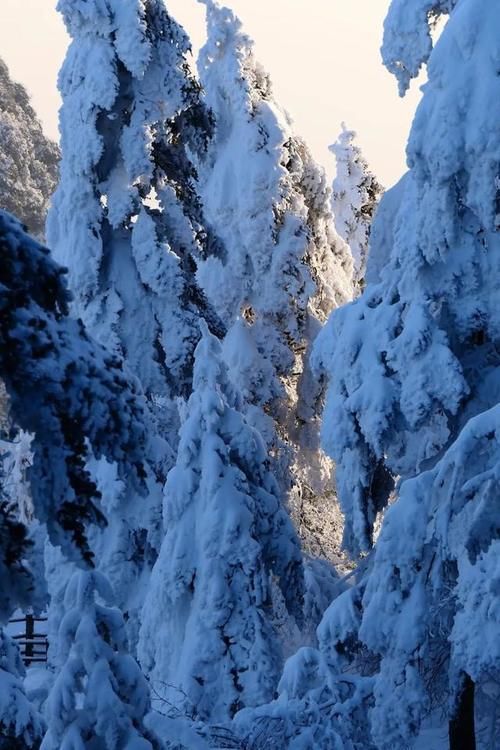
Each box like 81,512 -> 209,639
449,674 -> 476,750
25,614 -> 34,665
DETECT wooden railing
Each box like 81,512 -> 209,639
9,614 -> 48,666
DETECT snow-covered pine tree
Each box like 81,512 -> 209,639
42,571 -> 162,750
48,0 -> 223,407
0,628 -> 44,750
197,0 -> 353,562
47,0 -> 225,643
0,58 -> 59,240
0,210 -> 156,749
232,571 -> 375,750
348,407 -> 500,749
300,0 -> 500,746
138,325 -> 304,722
0,209 -> 148,565
330,124 -> 383,290
312,0 -> 500,557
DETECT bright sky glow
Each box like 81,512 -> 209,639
0,0 -> 426,187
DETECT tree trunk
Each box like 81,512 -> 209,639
449,674 -> 476,750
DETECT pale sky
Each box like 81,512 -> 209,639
0,0 -> 425,188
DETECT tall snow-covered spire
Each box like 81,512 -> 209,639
197,0 -> 353,561
330,124 -> 383,289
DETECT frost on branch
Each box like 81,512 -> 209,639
0,58 -> 59,240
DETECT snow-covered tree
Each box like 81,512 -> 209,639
231,570 -> 375,750
47,0 -> 226,643
42,571 -> 162,750
0,626 -> 45,750
306,0 -> 500,746
330,124 -> 383,289
0,400 -> 45,750
48,0 -> 223,408
382,0 -> 457,96
139,325 -> 304,722
351,406 -> 500,749
197,0 -> 353,561
0,209 -> 148,565
287,406 -> 500,749
313,0 -> 500,557
0,58 -> 59,240
0,211 -> 156,748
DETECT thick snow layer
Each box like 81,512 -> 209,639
382,0 -> 457,95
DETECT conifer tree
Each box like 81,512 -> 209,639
314,0 -> 500,557
330,124 -> 383,290
196,0 -> 353,561
295,0 -> 500,747
0,210 -> 147,564
42,571 -> 162,750
47,0 -> 225,641
138,325 -> 304,722
0,210 -> 154,748
48,0 -> 223,407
